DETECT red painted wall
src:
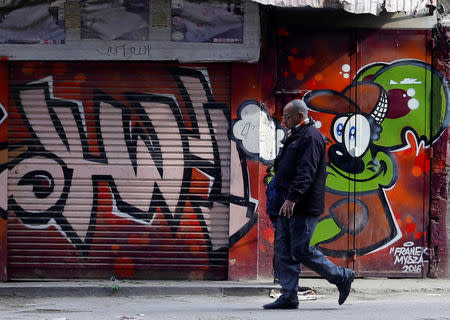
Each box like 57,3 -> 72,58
6,62 -> 233,280
0,61 -> 7,281
229,29 -> 449,279
279,29 -> 447,277
228,63 -> 261,280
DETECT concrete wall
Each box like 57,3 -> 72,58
0,0 -> 260,62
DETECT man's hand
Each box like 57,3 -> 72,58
279,199 -> 296,219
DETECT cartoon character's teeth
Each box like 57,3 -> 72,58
370,89 -> 388,125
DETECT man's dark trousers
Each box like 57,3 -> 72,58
275,213 -> 348,303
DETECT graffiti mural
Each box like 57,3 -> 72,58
229,100 -> 281,251
239,29 -> 450,276
231,100 -> 284,165
2,62 -> 254,279
305,60 -> 449,258
1,31 -> 448,280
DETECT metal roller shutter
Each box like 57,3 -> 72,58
7,62 -> 231,280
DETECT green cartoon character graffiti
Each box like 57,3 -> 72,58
303,60 -> 449,257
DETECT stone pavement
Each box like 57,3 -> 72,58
0,278 -> 449,298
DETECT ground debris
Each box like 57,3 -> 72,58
119,314 -> 145,320
269,288 -> 321,301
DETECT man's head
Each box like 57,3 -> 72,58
283,99 -> 308,130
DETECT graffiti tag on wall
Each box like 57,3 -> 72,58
390,241 -> 429,273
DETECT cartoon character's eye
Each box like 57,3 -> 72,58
344,114 -> 371,158
332,117 -> 348,143
349,126 -> 356,141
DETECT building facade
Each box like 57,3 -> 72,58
0,0 -> 448,281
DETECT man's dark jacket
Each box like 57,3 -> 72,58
273,120 -> 326,216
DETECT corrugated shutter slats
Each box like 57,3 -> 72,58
7,62 -> 231,280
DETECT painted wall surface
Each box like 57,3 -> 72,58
0,62 -> 7,281
228,62 -> 281,279
3,61 -> 276,281
228,63 -> 261,279
229,29 -> 450,278
1,31 -> 448,280
4,62 -> 238,280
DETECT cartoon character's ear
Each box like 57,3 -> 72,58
304,89 -> 356,115
342,83 -> 385,118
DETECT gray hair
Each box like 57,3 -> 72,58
290,99 -> 308,116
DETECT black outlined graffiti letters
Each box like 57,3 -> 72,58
6,67 -> 241,254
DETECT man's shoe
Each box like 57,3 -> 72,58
337,269 -> 355,305
263,298 -> 299,309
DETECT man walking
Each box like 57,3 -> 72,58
263,99 -> 355,309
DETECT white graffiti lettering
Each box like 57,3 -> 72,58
7,67 -> 238,252
389,241 -> 428,273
